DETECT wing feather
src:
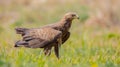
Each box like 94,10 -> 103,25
15,28 -> 29,36
22,28 -> 62,48
62,32 -> 70,44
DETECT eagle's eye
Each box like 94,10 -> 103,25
72,14 -> 76,17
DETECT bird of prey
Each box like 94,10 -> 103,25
14,12 -> 79,59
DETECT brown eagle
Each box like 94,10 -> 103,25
14,12 -> 79,59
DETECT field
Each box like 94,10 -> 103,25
0,0 -> 120,67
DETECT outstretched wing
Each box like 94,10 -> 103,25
15,28 -> 62,48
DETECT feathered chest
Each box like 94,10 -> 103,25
63,22 -> 71,31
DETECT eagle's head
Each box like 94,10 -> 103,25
63,12 -> 79,21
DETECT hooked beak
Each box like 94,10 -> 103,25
77,17 -> 79,19
74,15 -> 79,19
76,15 -> 79,19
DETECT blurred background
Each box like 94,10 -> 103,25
0,0 -> 120,67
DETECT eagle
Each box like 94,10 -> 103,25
14,12 -> 79,59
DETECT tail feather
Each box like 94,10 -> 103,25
14,40 -> 28,47
15,28 -> 28,36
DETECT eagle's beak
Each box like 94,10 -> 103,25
76,15 -> 79,19
75,15 -> 79,19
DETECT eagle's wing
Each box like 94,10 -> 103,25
15,28 -> 62,48
62,32 -> 70,44
15,28 -> 29,36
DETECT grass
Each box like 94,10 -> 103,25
0,0 -> 120,67
0,22 -> 120,67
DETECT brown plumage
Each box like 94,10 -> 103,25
15,12 -> 79,59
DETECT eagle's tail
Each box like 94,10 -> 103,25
15,28 -> 28,36
14,40 -> 28,47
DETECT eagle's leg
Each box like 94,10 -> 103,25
58,36 -> 62,47
44,47 -> 52,56
54,44 -> 59,59
54,37 -> 62,59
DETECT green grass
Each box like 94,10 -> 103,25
0,23 -> 120,67
0,1 -> 120,67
